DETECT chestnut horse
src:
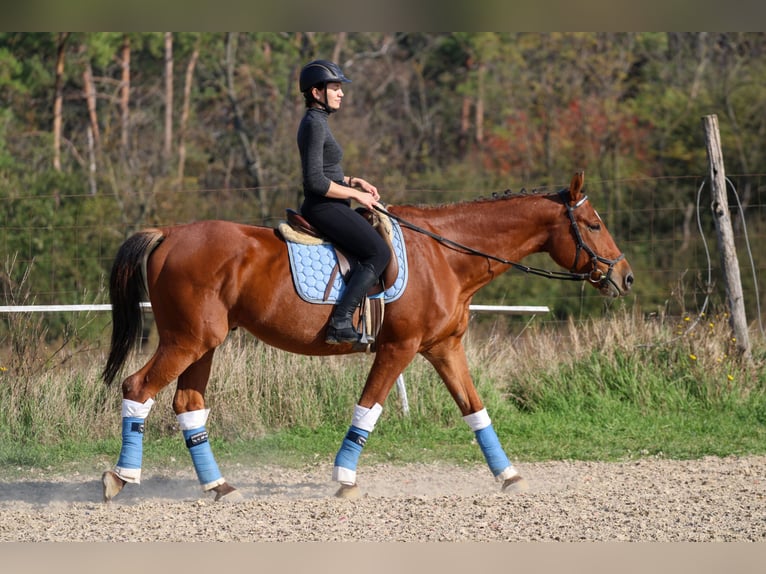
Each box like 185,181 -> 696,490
101,171 -> 633,502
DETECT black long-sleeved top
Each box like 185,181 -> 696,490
296,107 -> 391,272
297,107 -> 348,207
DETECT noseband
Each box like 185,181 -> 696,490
561,190 -> 625,290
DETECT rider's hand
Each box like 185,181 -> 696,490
355,190 -> 380,210
352,177 -> 375,194
353,177 -> 380,207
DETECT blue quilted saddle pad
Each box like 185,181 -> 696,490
286,218 -> 408,304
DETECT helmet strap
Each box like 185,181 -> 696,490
311,84 -> 336,114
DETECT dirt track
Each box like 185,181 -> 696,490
1,456 -> 764,542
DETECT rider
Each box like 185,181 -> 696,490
297,59 -> 391,345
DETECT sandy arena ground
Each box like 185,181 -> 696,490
1,455 -> 764,542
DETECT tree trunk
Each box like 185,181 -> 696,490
120,34 -> 131,160
224,33 -> 262,189
459,96 -> 471,153
177,36 -> 200,188
82,58 -> 100,150
53,32 -> 70,172
475,62 -> 486,146
332,32 -> 347,63
86,125 -> 97,194
164,32 -> 174,169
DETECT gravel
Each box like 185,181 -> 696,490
1,456 -> 764,542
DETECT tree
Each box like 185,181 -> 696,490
53,32 -> 70,172
119,34 -> 130,160
163,32 -> 173,169
177,34 -> 200,188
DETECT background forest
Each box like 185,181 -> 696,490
1,32 -> 765,345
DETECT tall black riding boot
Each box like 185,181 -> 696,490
326,264 -> 380,344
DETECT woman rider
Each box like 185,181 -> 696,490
297,59 -> 391,345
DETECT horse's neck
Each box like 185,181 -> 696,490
414,195 -> 554,262
399,195 -> 556,295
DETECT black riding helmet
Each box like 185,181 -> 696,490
299,59 -> 351,93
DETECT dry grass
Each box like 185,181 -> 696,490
1,307 -> 763,448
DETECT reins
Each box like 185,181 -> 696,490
373,191 -> 624,288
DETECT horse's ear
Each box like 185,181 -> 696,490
569,171 -> 585,205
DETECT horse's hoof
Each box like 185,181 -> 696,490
501,475 -> 529,493
212,483 -> 243,503
102,470 -> 126,503
335,483 -> 362,499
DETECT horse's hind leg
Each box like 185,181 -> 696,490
172,348 -> 242,503
102,392 -> 156,502
102,345 -> 201,502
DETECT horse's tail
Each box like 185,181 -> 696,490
102,228 -> 165,386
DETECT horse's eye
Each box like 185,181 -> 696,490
587,223 -> 601,232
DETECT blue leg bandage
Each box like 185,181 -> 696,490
117,417 -> 145,471
475,424 -> 512,477
177,409 -> 225,490
332,403 -> 383,485
115,398 -> 154,484
183,426 -> 224,489
463,408 -> 517,480
333,426 -> 369,484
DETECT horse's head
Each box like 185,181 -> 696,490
549,171 -> 634,297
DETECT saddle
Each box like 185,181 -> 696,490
277,207 -> 400,352
282,207 -> 399,293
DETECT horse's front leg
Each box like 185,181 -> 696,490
173,348 -> 242,503
332,342 -> 419,499
423,337 -> 529,493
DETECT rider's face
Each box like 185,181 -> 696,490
314,82 -> 344,110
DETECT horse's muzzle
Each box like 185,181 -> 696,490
601,268 -> 633,297
598,266 -> 633,297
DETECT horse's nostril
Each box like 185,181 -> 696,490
625,273 -> 634,289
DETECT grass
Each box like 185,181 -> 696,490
1,307 -> 765,478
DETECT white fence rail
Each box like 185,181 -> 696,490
0,303 -> 152,313
0,303 -> 549,314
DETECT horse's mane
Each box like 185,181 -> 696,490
400,187 -> 561,211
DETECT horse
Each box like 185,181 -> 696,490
100,171 -> 633,502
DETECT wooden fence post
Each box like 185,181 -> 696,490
701,114 -> 751,360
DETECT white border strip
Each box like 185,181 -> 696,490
468,305 -> 550,314
0,302 -> 153,313
0,303 -> 548,314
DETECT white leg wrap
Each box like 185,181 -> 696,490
463,408 -> 491,431
121,398 -> 155,418
351,403 -> 383,432
201,477 -> 226,491
176,408 -> 210,430
114,466 -> 143,483
332,466 -> 357,486
497,466 -> 519,481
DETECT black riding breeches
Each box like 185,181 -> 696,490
301,200 -> 391,277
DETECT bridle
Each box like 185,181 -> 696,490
561,190 -> 625,290
373,189 -> 625,290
